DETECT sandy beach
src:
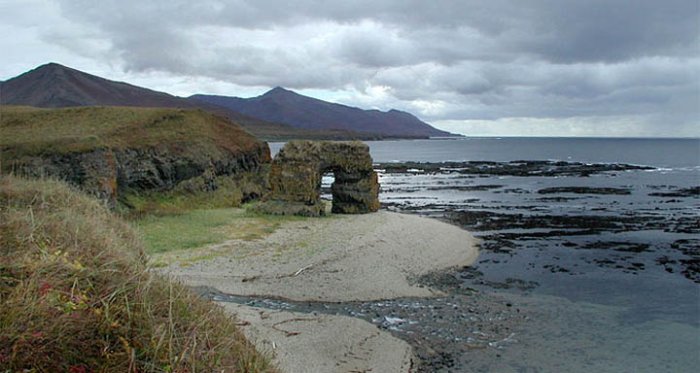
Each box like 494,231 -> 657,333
221,303 -> 414,373
159,211 -> 479,372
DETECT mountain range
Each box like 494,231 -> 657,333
0,63 -> 456,139
191,88 -> 452,138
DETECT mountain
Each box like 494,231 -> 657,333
0,63 -> 371,140
0,62 -> 194,108
191,87 -> 456,138
0,63 -> 452,139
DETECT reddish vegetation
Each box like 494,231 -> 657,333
0,176 -> 276,372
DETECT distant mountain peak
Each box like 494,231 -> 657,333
2,62 -> 459,139
42,61 -> 65,67
0,62 -> 185,108
2,62 -> 322,140
263,86 -> 297,97
193,89 -> 458,138
32,62 -> 74,74
35,61 -> 62,69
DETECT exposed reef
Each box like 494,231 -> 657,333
537,186 -> 631,195
649,186 -> 700,198
376,160 -> 653,177
256,140 -> 379,216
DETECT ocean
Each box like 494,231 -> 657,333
266,137 -> 700,372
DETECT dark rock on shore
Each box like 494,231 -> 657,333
376,160 -> 653,177
197,275 -> 528,373
670,239 -> 700,282
581,241 -> 651,253
649,186 -> 700,198
537,186 -> 631,195
445,210 -> 658,233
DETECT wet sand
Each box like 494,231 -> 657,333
159,211 -> 479,372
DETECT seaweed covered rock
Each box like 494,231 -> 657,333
258,140 -> 379,216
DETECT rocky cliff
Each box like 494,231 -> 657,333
257,140 -> 379,216
1,106 -> 270,207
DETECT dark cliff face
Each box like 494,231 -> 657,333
1,106 -> 271,207
9,141 -> 270,208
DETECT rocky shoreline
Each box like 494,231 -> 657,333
158,211 -> 486,372
195,278 -> 528,372
376,160 -> 699,285
376,160 -> 654,177
158,158 -> 698,372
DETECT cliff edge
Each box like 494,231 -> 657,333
0,106 -> 271,207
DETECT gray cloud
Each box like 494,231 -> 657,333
1,0 -> 697,136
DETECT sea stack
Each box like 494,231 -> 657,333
257,140 -> 380,216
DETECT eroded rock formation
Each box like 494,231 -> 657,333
257,141 -> 380,216
1,107 -> 271,208
9,145 -> 270,208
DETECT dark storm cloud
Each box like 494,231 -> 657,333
55,0 -> 699,66
15,0 -> 699,135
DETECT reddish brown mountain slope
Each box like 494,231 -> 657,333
191,87 -> 458,138
0,62 -> 192,108
0,63 -> 369,140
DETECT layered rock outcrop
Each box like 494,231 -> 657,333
257,141 -> 379,216
10,145 -> 269,208
1,107 -> 270,207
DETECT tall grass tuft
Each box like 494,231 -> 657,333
0,176 -> 276,372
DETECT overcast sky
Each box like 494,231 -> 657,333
1,0 -> 698,137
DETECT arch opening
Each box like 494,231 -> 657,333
256,141 -> 380,216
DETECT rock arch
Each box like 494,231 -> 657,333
257,141 -> 380,216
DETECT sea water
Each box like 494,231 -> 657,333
270,137 -> 700,372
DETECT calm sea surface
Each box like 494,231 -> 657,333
271,137 -> 699,167
269,137 -> 700,372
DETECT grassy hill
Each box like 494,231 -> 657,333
0,175 -> 276,372
1,106 -> 270,213
0,105 -> 263,158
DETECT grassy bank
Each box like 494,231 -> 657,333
0,176 -> 276,372
0,105 -> 262,159
132,205 -> 311,268
119,169 -> 269,217
134,208 -> 303,253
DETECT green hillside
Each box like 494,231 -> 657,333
1,105 -> 263,159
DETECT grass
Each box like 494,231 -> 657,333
0,105 -> 264,160
119,170 -> 269,219
134,208 -> 248,254
0,175 -> 277,372
133,206 -> 307,268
